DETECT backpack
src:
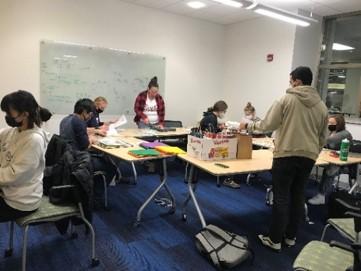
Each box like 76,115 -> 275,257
195,224 -> 253,270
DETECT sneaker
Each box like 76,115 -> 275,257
308,193 -> 325,205
223,178 -> 240,189
284,237 -> 296,247
258,235 -> 281,252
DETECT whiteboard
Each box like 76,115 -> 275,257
40,40 -> 166,115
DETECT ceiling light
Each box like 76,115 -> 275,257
254,8 -> 311,27
211,0 -> 243,8
187,1 -> 206,9
332,43 -> 355,51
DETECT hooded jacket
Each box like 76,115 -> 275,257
200,112 -> 221,133
0,127 -> 49,211
248,86 -> 328,161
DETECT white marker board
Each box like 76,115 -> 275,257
40,40 -> 166,115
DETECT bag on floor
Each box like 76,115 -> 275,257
195,224 -> 253,270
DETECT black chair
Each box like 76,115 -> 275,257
161,120 -> 187,150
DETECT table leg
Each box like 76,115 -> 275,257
134,158 -> 175,226
131,162 -> 138,185
216,176 -> 220,187
182,164 -> 207,228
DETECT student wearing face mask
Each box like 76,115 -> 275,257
134,76 -> 165,128
242,102 -> 260,124
87,96 -> 108,137
0,90 -> 51,222
200,101 -> 228,133
60,99 -> 117,206
308,114 -> 353,205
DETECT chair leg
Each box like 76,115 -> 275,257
22,225 -> 30,271
102,175 -> 108,209
78,204 -> 99,267
5,221 -> 15,257
321,224 -> 331,241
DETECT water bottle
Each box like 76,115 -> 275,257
340,138 -> 350,161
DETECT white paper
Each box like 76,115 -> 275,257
107,115 -> 127,136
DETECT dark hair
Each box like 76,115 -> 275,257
244,102 -> 255,113
148,76 -> 159,89
207,100 -> 228,113
74,98 -> 95,114
330,114 -> 346,132
0,90 -> 51,128
290,66 -> 313,86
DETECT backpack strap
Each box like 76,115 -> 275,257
196,231 -> 222,269
206,225 -> 248,250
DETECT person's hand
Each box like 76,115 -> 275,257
218,123 -> 226,130
96,129 -> 107,137
158,123 -> 164,129
89,135 -> 98,145
142,118 -> 149,124
239,122 -> 247,130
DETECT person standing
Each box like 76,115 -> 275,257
240,66 -> 328,251
134,76 -> 165,128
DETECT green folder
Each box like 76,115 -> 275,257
128,149 -> 161,157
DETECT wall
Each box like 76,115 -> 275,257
223,17 -> 296,121
291,12 -> 323,84
0,0 -> 225,133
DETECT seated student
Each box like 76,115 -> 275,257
242,102 -> 260,124
87,96 -> 108,137
134,76 -> 165,128
308,114 -> 353,205
59,98 -> 116,205
200,101 -> 240,188
200,101 -> 228,133
0,90 -> 51,222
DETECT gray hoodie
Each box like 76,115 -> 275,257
248,85 -> 329,161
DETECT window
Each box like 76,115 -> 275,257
318,12 -> 361,117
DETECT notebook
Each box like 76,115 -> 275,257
155,146 -> 186,155
128,149 -> 161,158
140,141 -> 167,149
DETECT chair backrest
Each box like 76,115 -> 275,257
164,120 -> 183,128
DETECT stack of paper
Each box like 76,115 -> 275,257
98,138 -> 131,149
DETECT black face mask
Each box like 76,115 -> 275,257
5,116 -> 22,127
96,108 -> 103,114
328,125 -> 337,132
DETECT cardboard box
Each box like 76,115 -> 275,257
236,134 -> 252,159
187,135 -> 237,161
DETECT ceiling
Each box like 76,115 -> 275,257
120,0 -> 361,24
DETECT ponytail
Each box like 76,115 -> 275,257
148,76 -> 159,89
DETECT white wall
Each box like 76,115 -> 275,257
0,0 -> 225,133
223,17 -> 296,121
291,12 -> 323,83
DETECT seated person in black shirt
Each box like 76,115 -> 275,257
87,96 -> 109,137
200,100 -> 227,133
60,98 -> 117,205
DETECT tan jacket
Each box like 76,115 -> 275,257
248,86 -> 328,161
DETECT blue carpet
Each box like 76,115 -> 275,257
0,161 -> 343,271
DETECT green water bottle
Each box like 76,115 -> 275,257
340,138 -> 350,161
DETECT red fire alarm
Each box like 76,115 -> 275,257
267,54 -> 274,62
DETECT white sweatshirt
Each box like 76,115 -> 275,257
0,127 -> 49,211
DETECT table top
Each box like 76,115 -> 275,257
178,149 -> 329,176
252,137 -> 274,149
318,150 -> 361,165
92,137 -> 173,162
116,128 -> 190,138
178,150 -> 274,176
